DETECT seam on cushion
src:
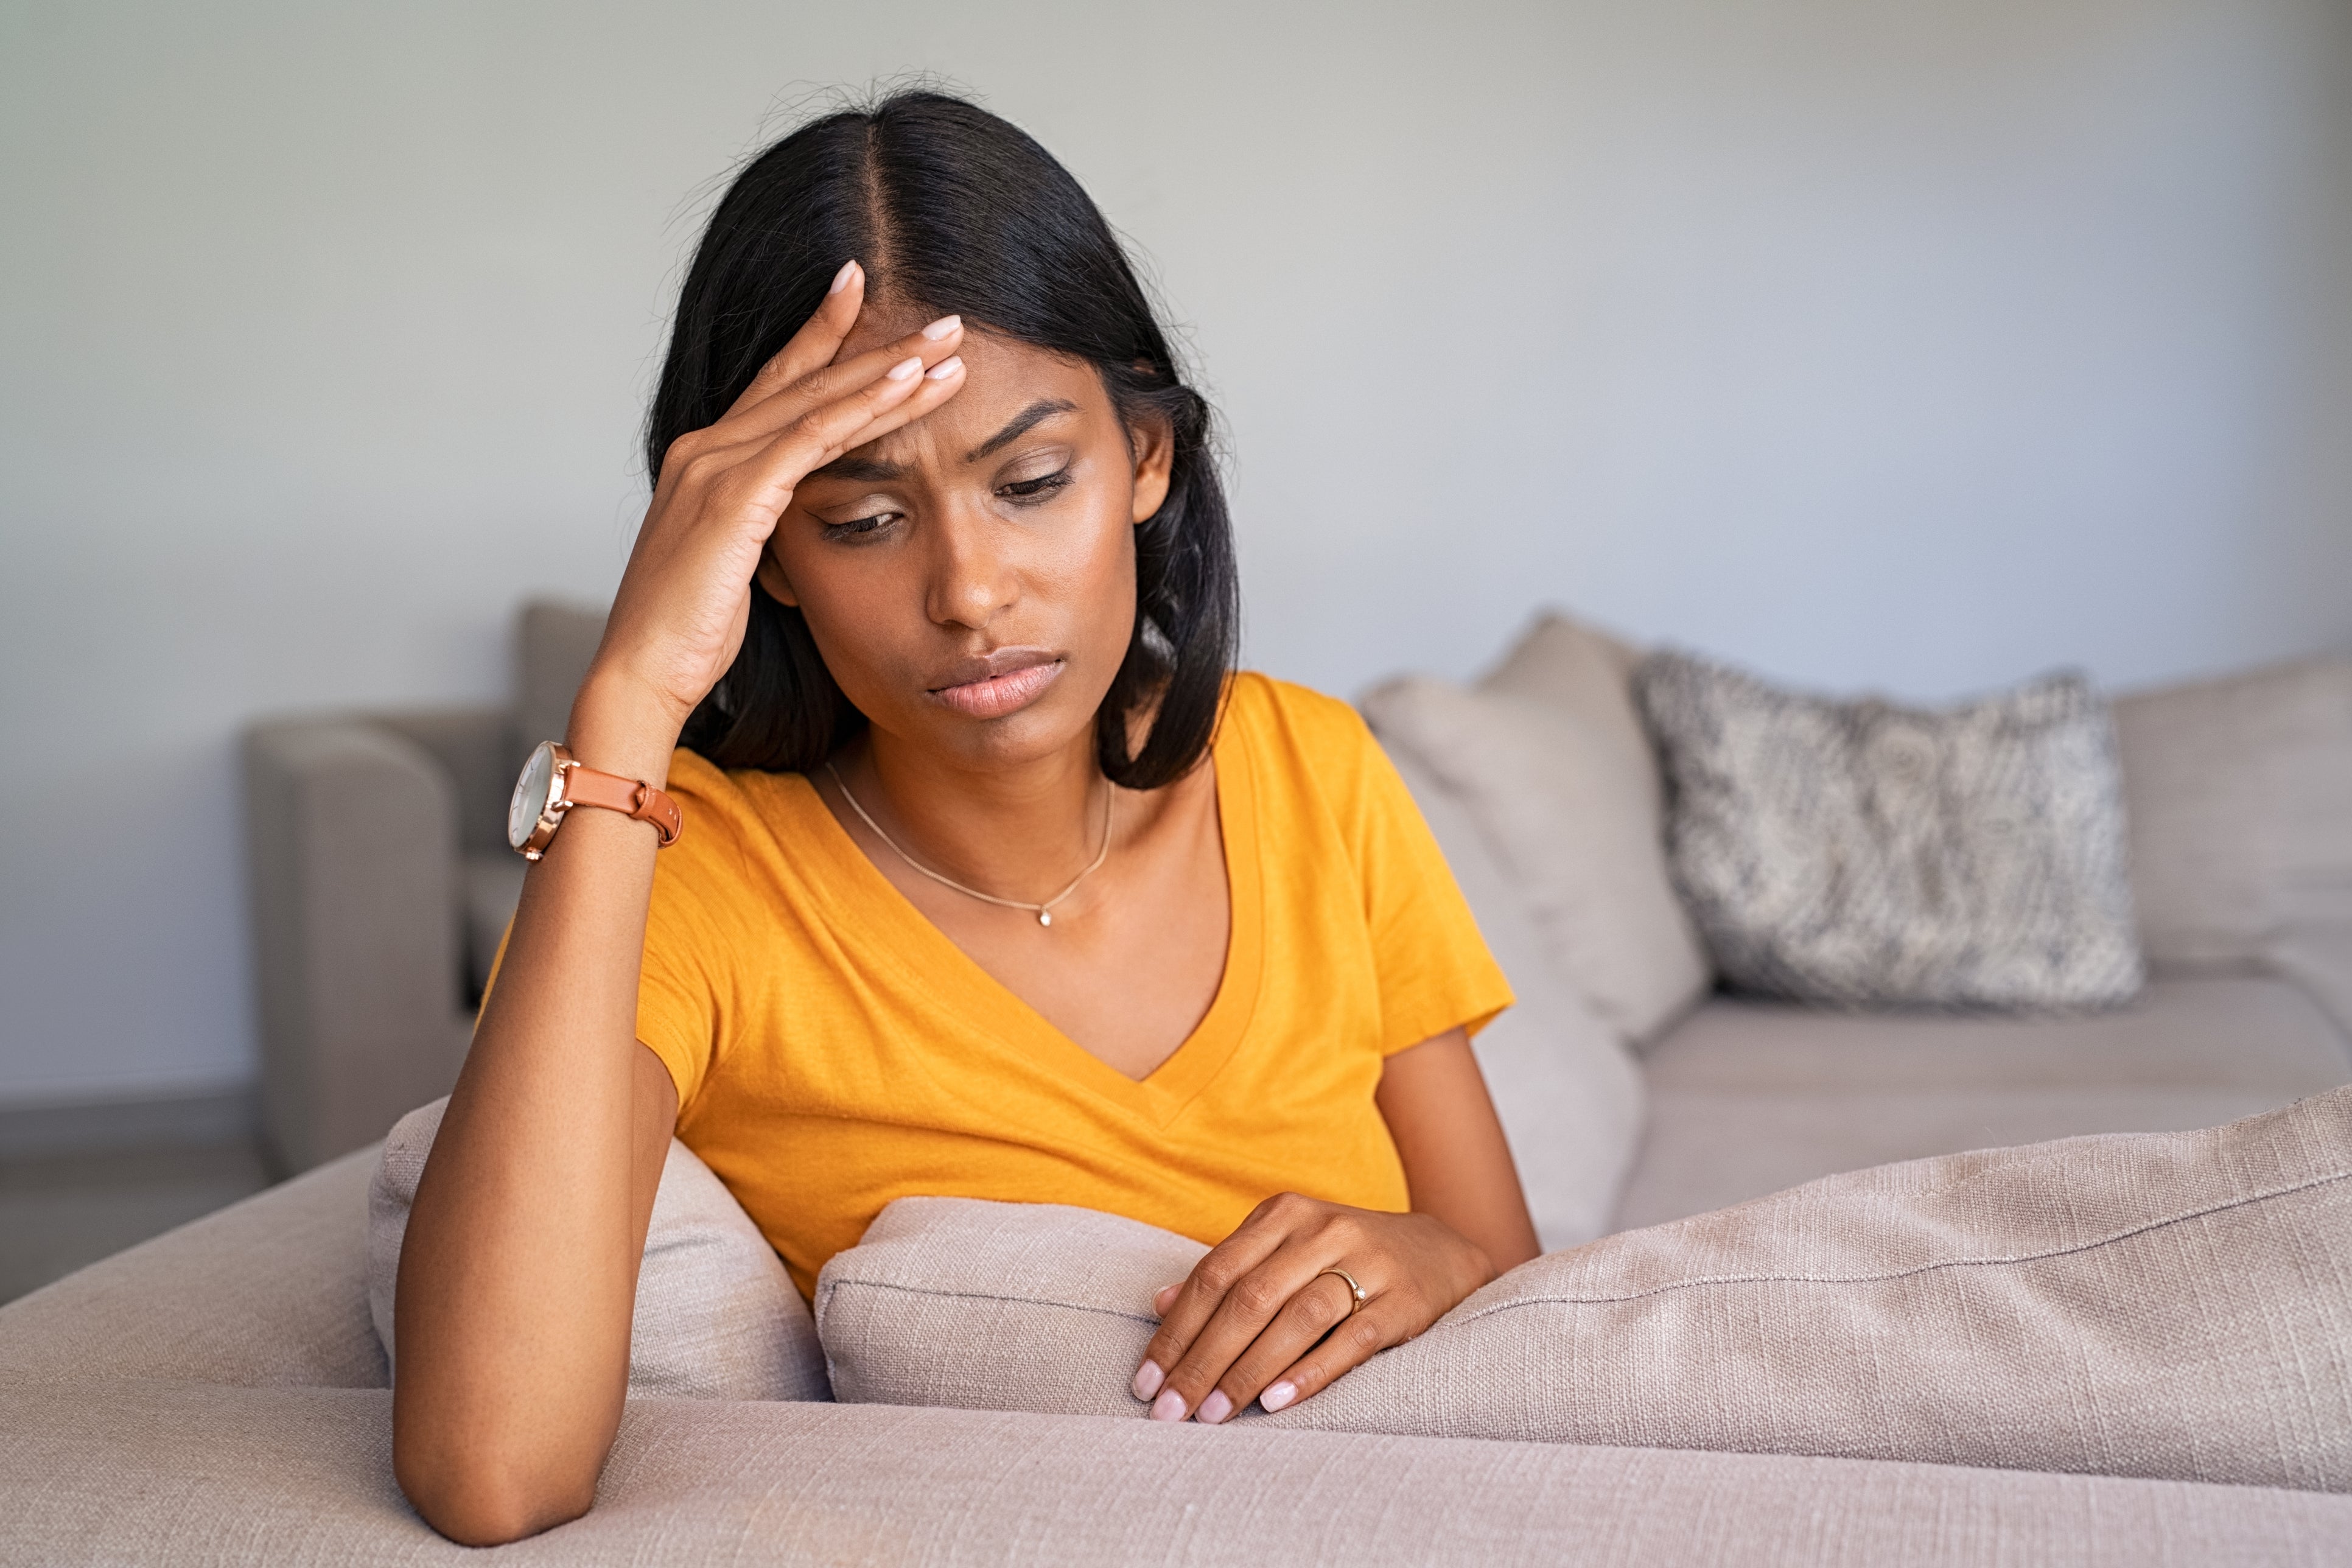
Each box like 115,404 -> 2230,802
819,1278 -> 1161,1328
1448,1167 -> 2352,1325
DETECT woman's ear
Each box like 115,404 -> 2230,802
1127,411 -> 1174,525
754,549 -> 800,607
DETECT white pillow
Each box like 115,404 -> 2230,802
1382,743 -> 1644,1248
816,1087 -> 2352,1493
368,1096 -> 830,1401
1477,611 -> 1651,754
1363,674 -> 1712,1046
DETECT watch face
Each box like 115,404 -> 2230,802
508,742 -> 558,850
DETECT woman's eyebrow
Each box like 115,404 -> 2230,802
808,455 -> 903,482
964,399 -> 1078,463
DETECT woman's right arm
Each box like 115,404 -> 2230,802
390,264 -> 965,1545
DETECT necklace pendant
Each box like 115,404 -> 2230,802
1038,911 -> 1052,928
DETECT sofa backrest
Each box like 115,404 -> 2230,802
2113,656 -> 2352,973
515,599 -> 609,760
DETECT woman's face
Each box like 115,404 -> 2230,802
757,312 -> 1172,775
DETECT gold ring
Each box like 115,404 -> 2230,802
1315,1267 -> 1369,1316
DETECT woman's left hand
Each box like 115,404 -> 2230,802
1129,1193 -> 1496,1423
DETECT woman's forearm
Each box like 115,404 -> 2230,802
1376,1030 -> 1541,1274
390,679 -> 680,1545
385,270 -> 966,1544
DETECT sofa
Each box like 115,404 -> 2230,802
4,606 -> 2347,1563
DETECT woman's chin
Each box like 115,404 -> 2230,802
927,686 -> 1110,771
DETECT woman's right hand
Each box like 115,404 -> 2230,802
579,260 -> 967,749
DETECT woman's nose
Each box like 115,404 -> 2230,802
925,506 -> 1018,631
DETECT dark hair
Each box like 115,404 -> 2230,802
645,91 -> 1239,789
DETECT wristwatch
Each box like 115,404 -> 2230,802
506,741 -> 684,861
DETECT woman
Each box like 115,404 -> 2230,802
393,91 -> 1538,1545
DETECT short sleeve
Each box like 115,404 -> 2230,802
1252,679 -> 1516,1055
1354,724 -> 1517,1052
471,749 -> 736,1112
632,751 -> 746,1113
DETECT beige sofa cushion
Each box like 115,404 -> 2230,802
1618,974 -> 2352,1228
2113,656 -> 2352,971
1362,674 -> 1710,1045
819,1087 -> 2352,1492
1477,610 -> 1651,757
0,1146 -> 386,1389
369,1097 -> 828,1401
1383,744 -> 1644,1248
12,1384 -> 2351,1568
2276,917 -> 2352,1043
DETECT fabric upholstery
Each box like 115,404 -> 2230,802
1643,974 -> 2352,1095
1477,609 -> 1649,719
2113,655 -> 2352,971
376,704 -> 521,860
1360,674 -> 1710,1045
368,1097 -> 829,1401
9,1383 -> 2350,1568
1636,655 -> 2143,1010
2276,917 -> 2352,1045
242,719 -> 477,1172
514,598 -> 607,761
1616,975 -> 2352,1226
460,850 -> 526,998
1384,743 -> 1645,1248
820,1088 -> 2352,1492
816,1199 -> 1196,1410
0,1146 -> 387,1389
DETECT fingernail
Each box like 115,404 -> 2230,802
829,259 -> 858,295
1259,1381 -> 1297,1413
886,356 -> 923,382
1152,1284 -> 1181,1315
922,314 -> 961,341
1196,1390 -> 1233,1426
1149,1389 -> 1188,1423
1131,1360 -> 1164,1401
925,355 -> 963,381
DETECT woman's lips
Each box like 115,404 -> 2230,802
930,659 -> 1065,719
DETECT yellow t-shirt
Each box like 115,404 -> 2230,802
636,673 -> 1512,1298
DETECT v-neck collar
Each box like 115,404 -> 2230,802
757,720 -> 1265,1132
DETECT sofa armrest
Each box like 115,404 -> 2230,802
0,1148 -> 384,1388
243,718 -> 475,1172
4,1384 -> 2348,1565
376,705 -> 518,861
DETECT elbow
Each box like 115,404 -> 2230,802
394,1425 -> 597,1547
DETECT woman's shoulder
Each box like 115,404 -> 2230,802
657,749 -> 829,866
1220,671 -> 1396,820
667,747 -> 815,805
1222,670 -> 1369,737
1222,671 -> 1381,763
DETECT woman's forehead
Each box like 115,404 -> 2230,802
836,307 -> 1087,385
855,327 -> 1107,459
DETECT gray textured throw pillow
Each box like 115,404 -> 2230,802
816,1087 -> 2352,1493
1634,653 -> 2143,1010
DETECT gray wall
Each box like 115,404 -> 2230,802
2,0 -> 2348,1105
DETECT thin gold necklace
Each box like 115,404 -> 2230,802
825,761 -> 1114,928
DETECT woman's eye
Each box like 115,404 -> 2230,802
822,511 -> 901,541
998,468 -> 1072,503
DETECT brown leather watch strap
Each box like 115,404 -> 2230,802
559,761 -> 684,847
